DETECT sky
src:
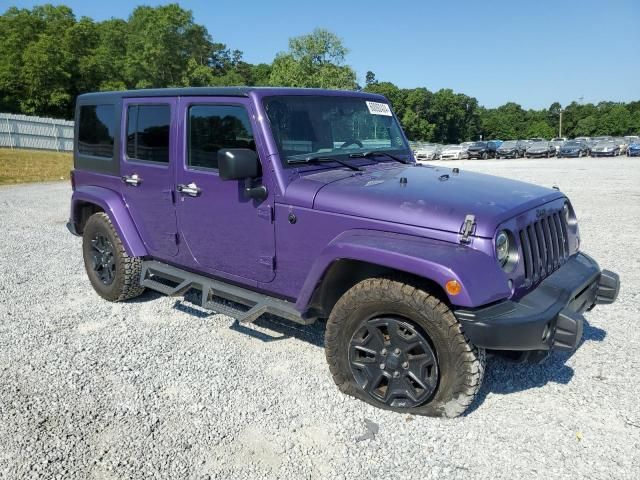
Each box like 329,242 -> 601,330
4,0 -> 640,109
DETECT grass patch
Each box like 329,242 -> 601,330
0,148 -> 73,186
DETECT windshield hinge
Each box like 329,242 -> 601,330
459,214 -> 476,244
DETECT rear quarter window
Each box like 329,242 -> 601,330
78,105 -> 116,158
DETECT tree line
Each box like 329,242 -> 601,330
1,3 -> 638,143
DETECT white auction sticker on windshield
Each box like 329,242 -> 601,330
366,101 -> 392,116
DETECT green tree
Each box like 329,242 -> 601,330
124,4 -> 213,88
526,120 -> 555,139
268,28 -> 357,89
428,89 -> 480,143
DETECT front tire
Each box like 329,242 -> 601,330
82,212 -> 145,302
325,278 -> 485,417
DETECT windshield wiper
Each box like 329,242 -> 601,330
349,151 -> 409,164
287,156 -> 362,171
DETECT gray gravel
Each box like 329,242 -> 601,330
0,156 -> 639,479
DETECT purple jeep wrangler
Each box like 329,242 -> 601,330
67,87 -> 619,417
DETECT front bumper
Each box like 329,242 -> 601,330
591,151 -> 615,157
526,152 -> 551,158
558,150 -> 581,157
455,253 -> 619,352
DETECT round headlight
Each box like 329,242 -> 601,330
496,230 -> 510,267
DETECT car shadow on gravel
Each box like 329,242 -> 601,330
465,319 -> 606,415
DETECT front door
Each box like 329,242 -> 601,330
175,97 -> 275,283
120,97 -> 178,258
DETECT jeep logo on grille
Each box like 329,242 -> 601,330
536,208 -> 547,218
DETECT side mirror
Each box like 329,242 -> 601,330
218,148 -> 260,180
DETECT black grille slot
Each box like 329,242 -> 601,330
519,209 -> 570,285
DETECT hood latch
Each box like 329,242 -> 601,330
459,214 -> 476,244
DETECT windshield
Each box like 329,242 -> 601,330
501,141 -> 517,147
471,142 -> 486,147
444,145 -> 462,150
565,141 -> 581,147
263,95 -> 409,166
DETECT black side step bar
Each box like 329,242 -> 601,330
139,260 -> 315,326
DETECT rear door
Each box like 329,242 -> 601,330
120,97 -> 178,258
175,97 -> 275,283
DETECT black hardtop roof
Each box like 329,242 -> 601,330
76,87 -> 386,103
78,87 -> 252,102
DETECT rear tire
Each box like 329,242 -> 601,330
82,212 -> 145,302
482,152 -> 488,160
325,278 -> 485,418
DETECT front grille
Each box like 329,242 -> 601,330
518,209 -> 570,286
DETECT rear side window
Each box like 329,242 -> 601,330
78,105 -> 115,158
126,104 -> 170,163
188,105 -> 256,170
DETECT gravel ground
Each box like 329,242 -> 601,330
0,157 -> 639,479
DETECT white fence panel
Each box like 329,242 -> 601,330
0,113 -> 74,152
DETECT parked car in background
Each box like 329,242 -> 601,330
467,141 -> 496,159
413,143 -> 442,161
627,140 -> 640,157
529,137 -> 545,142
550,137 -> 567,153
496,140 -> 527,159
613,137 -> 628,154
557,140 -> 590,158
623,135 -> 639,146
591,140 -> 620,157
587,139 -> 600,151
487,140 -> 503,150
575,136 -> 591,143
525,141 -> 556,158
440,144 -> 469,160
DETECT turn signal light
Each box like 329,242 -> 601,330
445,280 -> 462,296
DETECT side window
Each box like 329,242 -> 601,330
78,105 -> 115,158
188,105 -> 256,170
126,104 -> 170,163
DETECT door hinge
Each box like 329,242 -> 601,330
459,214 -> 476,244
257,205 -> 273,223
259,255 -> 275,271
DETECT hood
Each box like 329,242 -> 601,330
289,164 -> 563,238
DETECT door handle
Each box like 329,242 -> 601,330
177,182 -> 201,197
122,174 -> 141,186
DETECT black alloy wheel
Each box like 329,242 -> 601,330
90,233 -> 116,285
348,316 -> 438,408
